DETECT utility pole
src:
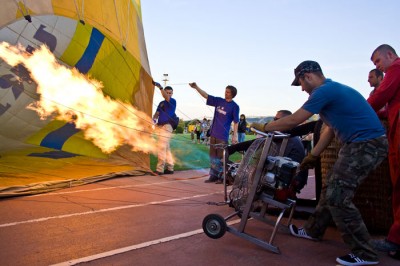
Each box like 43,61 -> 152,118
162,73 -> 169,87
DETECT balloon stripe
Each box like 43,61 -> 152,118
40,122 -> 80,150
75,28 -> 104,74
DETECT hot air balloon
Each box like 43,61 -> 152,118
0,0 -> 154,197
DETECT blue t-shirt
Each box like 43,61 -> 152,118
302,79 -> 384,143
207,95 -> 240,141
156,98 -> 177,125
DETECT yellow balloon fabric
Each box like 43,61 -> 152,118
0,0 -> 154,197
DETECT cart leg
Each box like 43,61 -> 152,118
238,136 -> 274,232
224,211 -> 240,221
223,148 -> 228,202
286,200 -> 296,226
260,202 -> 268,217
269,209 -> 286,244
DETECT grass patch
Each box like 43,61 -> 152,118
150,133 -> 256,171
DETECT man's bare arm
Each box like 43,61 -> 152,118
189,82 -> 208,99
264,108 -> 313,132
311,126 -> 334,156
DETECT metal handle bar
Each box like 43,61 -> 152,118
250,127 -> 290,138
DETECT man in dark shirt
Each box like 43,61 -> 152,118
153,83 -> 177,175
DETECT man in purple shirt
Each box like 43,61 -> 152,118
189,82 -> 240,183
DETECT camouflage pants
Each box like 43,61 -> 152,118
304,135 -> 388,260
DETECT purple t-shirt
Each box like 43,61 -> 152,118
207,95 -> 240,141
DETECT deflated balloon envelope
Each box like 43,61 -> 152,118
0,0 -> 154,196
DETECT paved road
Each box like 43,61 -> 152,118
0,170 -> 397,266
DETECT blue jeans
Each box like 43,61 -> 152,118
238,132 -> 246,143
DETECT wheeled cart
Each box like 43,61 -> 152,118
202,132 -> 299,254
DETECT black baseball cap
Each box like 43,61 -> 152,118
291,60 -> 322,86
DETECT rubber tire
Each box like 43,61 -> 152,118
202,214 -> 227,239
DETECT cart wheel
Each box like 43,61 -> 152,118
202,214 -> 227,239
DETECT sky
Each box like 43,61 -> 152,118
141,0 -> 399,121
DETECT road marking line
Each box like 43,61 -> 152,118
50,219 -> 241,266
29,180 -> 181,197
0,192 -> 223,228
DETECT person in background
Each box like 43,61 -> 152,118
190,129 -> 195,143
152,83 -> 176,175
368,44 -> 400,260
189,82 -> 239,183
264,60 -> 388,266
286,119 -> 324,203
273,110 -> 309,194
238,114 -> 247,143
204,119 -> 212,146
368,68 -> 384,95
368,68 -> 387,119
201,118 -> 208,144
195,120 -> 201,144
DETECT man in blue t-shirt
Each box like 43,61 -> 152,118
153,83 -> 177,175
189,82 -> 240,183
264,61 -> 388,266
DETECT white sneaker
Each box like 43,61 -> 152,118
289,224 -> 318,241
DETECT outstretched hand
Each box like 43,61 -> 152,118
189,82 -> 198,88
154,82 -> 163,90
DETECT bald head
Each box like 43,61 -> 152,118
371,44 -> 397,60
371,44 -> 399,73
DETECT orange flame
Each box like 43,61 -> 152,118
0,42 -> 163,154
